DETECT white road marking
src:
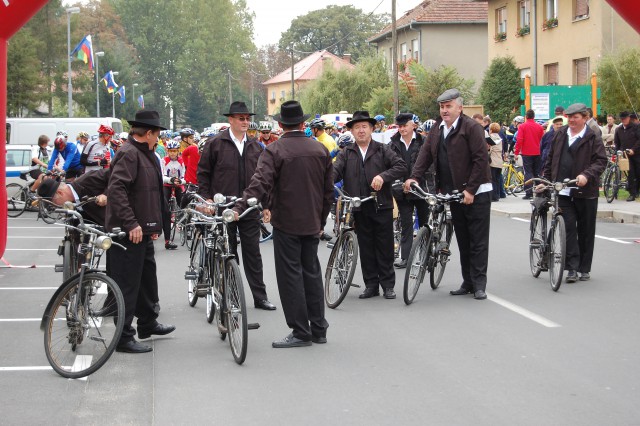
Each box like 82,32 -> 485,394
4,249 -> 57,251
7,227 -> 55,229
595,235 -> 632,245
0,265 -> 55,269
0,318 -> 63,322
7,236 -> 61,239
487,293 -> 561,328
512,217 -> 530,223
0,366 -> 53,372
69,356 -> 92,381
0,287 -> 58,290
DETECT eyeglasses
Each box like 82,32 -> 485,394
260,131 -> 270,134
232,116 -> 251,122
99,133 -> 110,137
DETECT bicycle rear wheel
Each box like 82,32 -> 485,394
187,230 -> 202,307
529,210 -> 546,278
393,216 -> 401,259
430,220 -> 453,289
548,216 -> 566,292
324,230 -> 358,309
206,257 -> 222,324
6,183 -> 27,217
603,166 -> 618,203
403,227 -> 430,305
225,259 -> 247,364
43,272 -> 125,379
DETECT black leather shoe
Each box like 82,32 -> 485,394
254,299 -> 276,310
383,288 -> 396,299
627,196 -> 636,202
474,290 -> 487,300
116,340 -> 152,353
450,287 -> 472,296
138,323 -> 176,340
312,336 -> 327,344
566,270 -> 578,283
523,195 -> 533,200
165,241 -> 177,250
394,259 -> 407,269
579,272 -> 590,281
272,333 -> 312,348
359,288 -> 380,299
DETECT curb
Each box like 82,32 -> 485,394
491,207 -> 640,223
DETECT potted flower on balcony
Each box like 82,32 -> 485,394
542,17 -> 558,30
517,25 -> 530,37
494,31 -> 507,42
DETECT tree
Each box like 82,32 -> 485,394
257,44 -> 290,78
477,56 -> 521,124
597,48 -> 640,117
278,5 -> 388,63
7,29 -> 45,116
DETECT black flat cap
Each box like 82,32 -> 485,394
565,103 -> 588,115
619,111 -> 630,118
395,113 -> 414,125
436,89 -> 460,103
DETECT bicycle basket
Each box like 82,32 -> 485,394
619,153 -> 630,172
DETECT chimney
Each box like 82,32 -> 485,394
342,53 -> 352,64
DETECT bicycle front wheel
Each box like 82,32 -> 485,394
187,230 -> 203,307
206,257 -> 222,324
603,166 -> 618,203
529,210 -> 546,278
548,216 -> 566,292
225,259 -> 248,365
430,220 -> 453,289
403,227 -> 430,305
6,183 -> 27,217
324,230 -> 358,309
39,201 -> 60,224
43,272 -> 125,379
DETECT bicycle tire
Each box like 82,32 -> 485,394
6,183 -> 27,217
186,225 -> 195,250
612,167 -> 621,201
179,218 -> 188,246
529,210 -> 546,278
62,241 -> 74,282
187,231 -> 202,307
548,216 -> 566,292
603,166 -> 616,203
43,272 -> 125,379
206,256 -> 221,324
430,220 -> 453,289
225,259 -> 248,364
512,169 -> 525,193
403,227 -> 430,305
39,201 -> 59,224
324,230 -> 358,309
393,216 -> 402,259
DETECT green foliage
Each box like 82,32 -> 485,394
279,5 -> 388,63
477,56 -> 522,124
7,29 -> 45,116
597,48 -> 640,116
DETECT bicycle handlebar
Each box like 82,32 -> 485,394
524,177 -> 578,192
334,185 -> 377,205
408,182 -> 462,203
53,208 -> 126,249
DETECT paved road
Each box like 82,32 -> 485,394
1,211 -> 639,425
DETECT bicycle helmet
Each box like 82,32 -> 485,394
110,138 -> 123,150
172,131 -> 180,138
179,127 -> 195,137
422,119 -> 436,132
54,136 -> 66,150
325,122 -> 335,130
304,127 -> 313,138
98,124 -> 115,135
194,131 -> 201,142
374,114 -> 385,122
309,118 -> 325,129
258,122 -> 273,132
77,131 -> 89,140
119,132 -> 128,140
166,140 -> 180,150
514,115 -> 525,124
201,128 -> 217,138
248,122 -> 258,131
198,139 -> 208,153
337,132 -> 354,148
56,130 -> 68,138
412,114 -> 420,125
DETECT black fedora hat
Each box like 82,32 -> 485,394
127,110 -> 167,130
37,177 -> 61,199
273,100 -> 311,126
223,101 -> 255,117
346,111 -> 377,128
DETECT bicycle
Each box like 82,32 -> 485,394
527,177 -> 578,291
403,183 -> 462,305
602,149 -> 629,203
166,181 -> 184,244
184,193 -> 260,364
6,171 -> 40,217
324,187 -> 377,309
178,183 -> 199,248
502,153 -> 525,195
40,207 -> 126,379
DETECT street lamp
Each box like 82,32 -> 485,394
111,71 -> 119,118
95,51 -> 104,117
66,6 -> 80,118
133,83 -> 139,108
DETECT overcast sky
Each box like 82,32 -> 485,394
245,0 -> 423,47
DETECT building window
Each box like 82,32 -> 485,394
400,43 -> 407,61
518,1 -> 530,29
545,63 -> 559,85
573,57 -> 590,85
545,0 -> 558,20
496,7 -> 507,34
411,39 -> 419,60
574,0 -> 589,20
280,90 -> 285,100
271,91 -> 275,100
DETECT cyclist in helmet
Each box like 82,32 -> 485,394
162,139 -> 185,249
47,136 -> 83,180
56,130 -> 69,142
337,131 -> 354,149
82,124 -> 115,173
310,118 -> 338,158
374,115 -> 386,133
247,122 -> 258,139
76,131 -> 90,147
181,129 -> 200,186
178,127 -> 195,153
258,122 -> 278,146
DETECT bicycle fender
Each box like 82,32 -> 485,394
39,269 -> 104,331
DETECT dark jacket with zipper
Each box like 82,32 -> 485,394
411,114 -> 491,194
388,130 -> 426,200
106,136 -> 163,234
333,139 -> 407,210
70,168 -> 110,226
614,122 -> 640,154
197,128 -> 263,199
542,125 -> 607,199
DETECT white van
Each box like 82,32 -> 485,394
5,117 -> 123,146
320,111 -> 352,128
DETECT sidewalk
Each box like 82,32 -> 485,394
490,193 -> 640,224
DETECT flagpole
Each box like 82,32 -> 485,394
95,51 -> 104,117
66,7 -> 80,118
111,71 -> 119,117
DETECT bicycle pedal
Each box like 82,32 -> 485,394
184,272 -> 197,280
248,323 -> 260,330
54,264 -> 64,273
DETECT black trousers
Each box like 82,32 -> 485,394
522,155 -> 542,197
353,205 -> 395,290
627,156 -> 640,197
490,167 -> 502,201
396,198 -> 429,260
107,236 -> 159,342
558,196 -> 598,273
227,210 -> 268,303
273,228 -> 328,341
449,191 -> 491,292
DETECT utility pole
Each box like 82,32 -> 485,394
290,44 -> 295,100
392,0 -> 399,116
250,72 -> 255,113
228,70 -> 233,104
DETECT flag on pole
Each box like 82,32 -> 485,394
117,86 -> 126,104
70,35 -> 94,70
138,95 -> 144,108
101,71 -> 118,93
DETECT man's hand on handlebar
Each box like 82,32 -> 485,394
403,179 -> 418,193
461,190 -> 474,205
576,174 -> 588,187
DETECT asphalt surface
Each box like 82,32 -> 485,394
1,206 -> 640,425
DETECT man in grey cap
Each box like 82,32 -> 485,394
539,103 -> 606,283
404,89 -> 492,300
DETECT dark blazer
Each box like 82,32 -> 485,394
614,123 -> 640,154
411,114 -> 491,194
106,137 -> 163,234
388,131 -> 426,200
542,125 -> 607,199
238,130 -> 334,236
197,129 -> 263,199
333,139 -> 407,210
70,168 -> 110,226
